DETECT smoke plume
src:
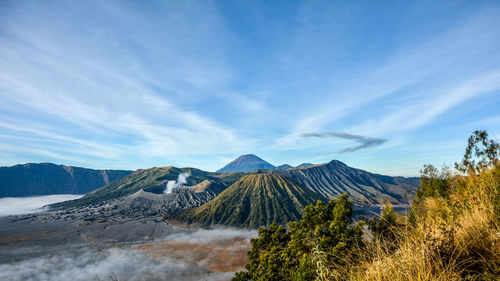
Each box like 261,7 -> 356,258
300,132 -> 387,153
164,172 -> 190,194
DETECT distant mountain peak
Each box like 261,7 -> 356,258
236,154 -> 262,160
216,154 -> 275,173
275,164 -> 293,170
296,163 -> 314,168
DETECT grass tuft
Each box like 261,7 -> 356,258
320,165 -> 500,281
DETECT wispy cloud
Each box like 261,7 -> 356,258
0,1 -> 499,174
347,70 -> 500,135
273,6 -> 500,153
0,1 -> 257,169
300,132 -> 387,153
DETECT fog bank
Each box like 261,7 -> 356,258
0,228 -> 257,281
0,195 -> 83,216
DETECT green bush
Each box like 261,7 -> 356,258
368,200 -> 399,241
233,194 -> 364,281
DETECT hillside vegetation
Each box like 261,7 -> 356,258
179,174 -> 326,228
347,163 -> 499,280
234,130 -> 500,281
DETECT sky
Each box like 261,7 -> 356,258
1,0 -> 499,176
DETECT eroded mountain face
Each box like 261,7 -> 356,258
178,174 -> 327,228
266,160 -> 419,205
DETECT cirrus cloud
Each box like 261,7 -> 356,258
300,132 -> 387,153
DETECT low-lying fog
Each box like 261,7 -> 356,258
0,195 -> 83,216
0,228 -> 257,281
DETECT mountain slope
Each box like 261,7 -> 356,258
0,163 -> 131,197
216,154 -> 275,173
60,179 -> 229,220
52,166 -> 232,208
268,160 -> 419,205
178,174 -> 326,228
121,179 -> 228,216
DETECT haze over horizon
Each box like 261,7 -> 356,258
1,0 -> 500,177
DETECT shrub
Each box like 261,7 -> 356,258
234,130 -> 500,281
368,200 -> 400,242
233,194 -> 364,281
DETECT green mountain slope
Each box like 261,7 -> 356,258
178,174 -> 326,228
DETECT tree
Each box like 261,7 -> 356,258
455,130 -> 500,174
368,200 -> 399,241
233,223 -> 290,281
233,194 -> 364,281
416,164 -> 451,201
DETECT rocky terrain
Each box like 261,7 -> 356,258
53,166 -> 232,208
44,180 -> 227,222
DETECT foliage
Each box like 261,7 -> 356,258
417,164 -> 451,200
368,200 -> 399,241
347,164 -> 500,281
233,223 -> 290,281
455,129 -> 500,174
340,130 -> 500,281
232,194 -> 364,281
234,130 -> 500,281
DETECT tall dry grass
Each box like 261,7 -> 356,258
321,166 -> 500,281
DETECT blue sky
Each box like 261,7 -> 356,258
1,0 -> 499,176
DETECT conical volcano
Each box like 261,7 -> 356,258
180,174 -> 325,228
216,154 -> 275,173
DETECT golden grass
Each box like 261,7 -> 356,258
321,166 -> 500,281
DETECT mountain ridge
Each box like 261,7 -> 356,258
0,163 -> 132,197
266,160 -> 419,205
50,158 -> 419,208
